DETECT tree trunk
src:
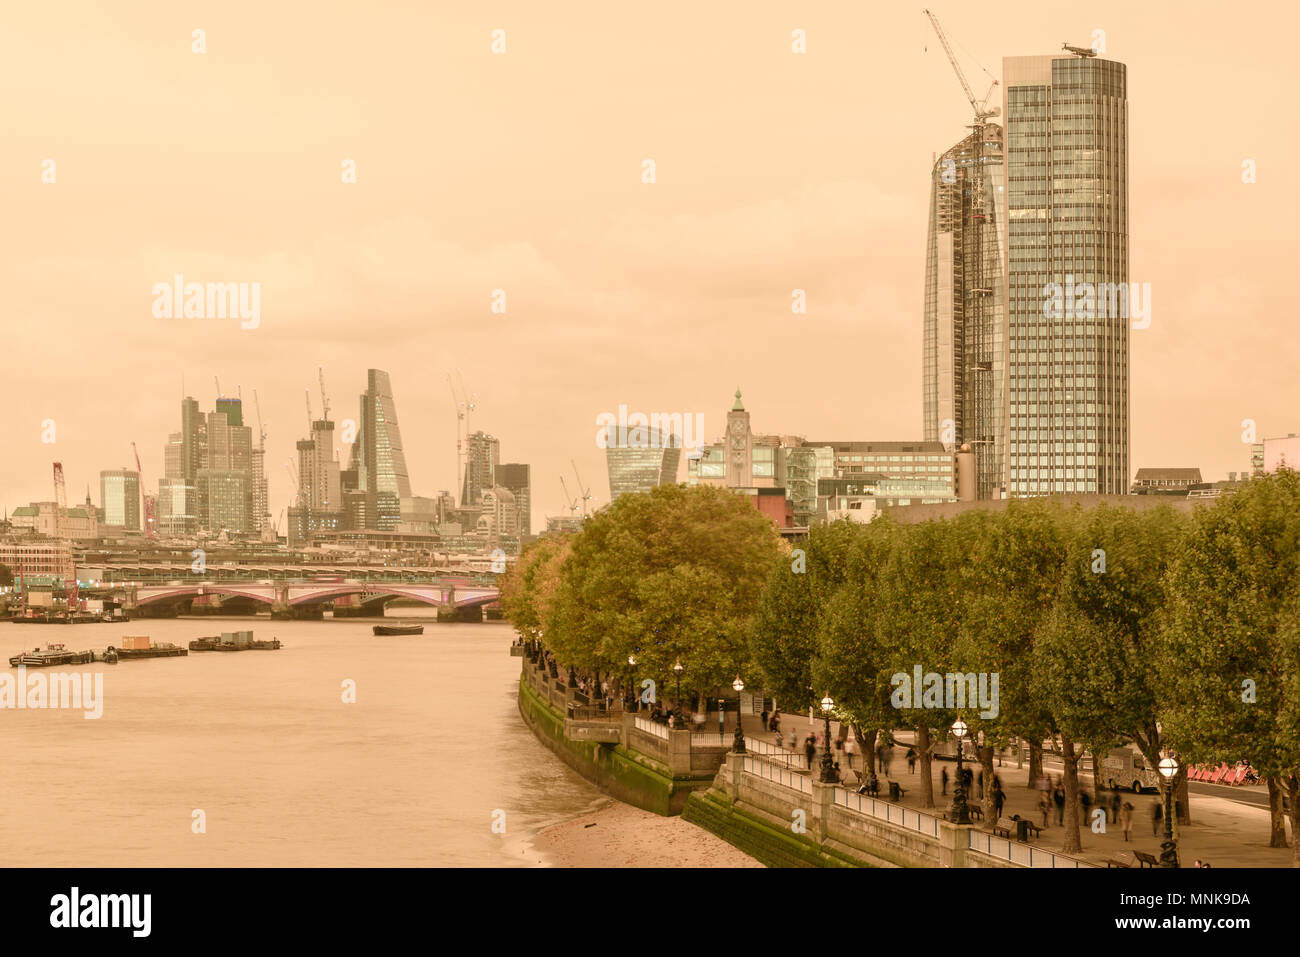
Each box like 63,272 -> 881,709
1176,770 -> 1191,826
1060,731 -> 1083,853
1090,749 -> 1104,795
1027,739 -> 1043,788
1267,777 -> 1289,847
979,745 -> 996,822
854,726 -> 878,776
1288,775 -> 1300,868
917,725 -> 934,808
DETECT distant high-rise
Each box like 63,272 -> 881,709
1003,52 -> 1129,495
922,124 -> 1007,499
496,463 -> 531,536
180,397 -> 204,483
462,431 -> 500,506
100,469 -> 141,530
604,425 -> 682,503
353,369 -> 412,529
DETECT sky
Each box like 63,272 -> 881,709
2,1 -> 1297,527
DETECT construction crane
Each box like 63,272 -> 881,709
214,376 -> 223,399
924,8 -> 1000,498
131,441 -> 157,539
559,476 -> 579,516
317,365 -> 331,422
253,389 -> 272,538
285,460 -> 301,507
570,460 -> 593,518
446,370 -> 478,505
305,389 -> 314,432
1061,43 -> 1097,58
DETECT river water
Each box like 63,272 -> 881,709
0,612 -> 606,866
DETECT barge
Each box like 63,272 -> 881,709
110,637 -> 188,660
373,623 -> 424,636
7,643 -> 95,667
189,630 -> 281,652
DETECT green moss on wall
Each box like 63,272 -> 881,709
681,790 -> 869,869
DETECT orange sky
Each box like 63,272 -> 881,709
2,1 -> 1296,524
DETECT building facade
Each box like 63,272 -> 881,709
100,469 -> 141,531
352,369 -> 412,529
496,462 -> 531,537
604,425 -> 682,502
1003,52 -> 1129,496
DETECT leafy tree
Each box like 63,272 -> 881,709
0,563 -> 14,588
1159,470 -> 1300,860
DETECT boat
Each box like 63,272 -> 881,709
373,623 -> 424,636
7,643 -> 94,667
189,630 -> 281,652
101,648 -> 119,664
110,640 -> 188,660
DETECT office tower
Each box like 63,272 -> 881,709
353,369 -> 412,529
164,432 -> 184,480
250,444 -> 269,539
100,469 -> 141,530
923,125 -> 1007,499
496,463 -> 531,536
215,396 -> 243,427
462,431 -> 500,506
195,469 -> 249,533
298,419 -> 342,512
180,397 -> 205,483
1003,52 -> 1129,495
157,478 -> 198,536
604,425 -> 682,502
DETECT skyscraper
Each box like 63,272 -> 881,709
99,469 -> 141,530
922,124 -> 1007,499
462,431 -> 500,506
352,369 -> 412,529
496,462 -> 531,537
604,425 -> 682,502
1003,52 -> 1129,495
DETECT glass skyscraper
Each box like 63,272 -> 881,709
923,124 -> 1007,499
1003,53 -> 1129,495
604,425 -> 682,503
352,369 -> 412,529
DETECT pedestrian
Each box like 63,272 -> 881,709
761,708 -> 769,731
844,734 -> 857,770
1110,790 -> 1121,824
771,709 -> 780,734
1151,800 -> 1163,836
993,783 -> 1005,818
906,747 -> 917,774
941,767 -> 949,796
833,761 -> 843,783
1038,788 -> 1050,828
1053,782 -> 1066,825
1120,801 -> 1134,842
804,734 -> 817,770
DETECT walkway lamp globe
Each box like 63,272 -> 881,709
673,658 -> 684,713
731,675 -> 747,753
818,694 -> 836,783
948,717 -> 971,825
626,654 -> 637,712
1158,754 -> 1180,868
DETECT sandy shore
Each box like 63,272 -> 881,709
519,800 -> 764,867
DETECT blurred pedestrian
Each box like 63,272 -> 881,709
906,747 -> 917,774
1121,801 -> 1134,842
941,767 -> 949,795
1053,782 -> 1066,825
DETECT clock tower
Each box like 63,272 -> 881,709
726,388 -> 751,488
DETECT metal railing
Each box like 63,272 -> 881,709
634,716 -> 669,739
833,786 -> 942,837
741,754 -> 813,794
967,829 -> 1098,868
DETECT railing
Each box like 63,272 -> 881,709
634,716 -> 669,739
690,732 -> 734,748
967,829 -> 1098,868
742,754 -> 812,794
570,705 -> 619,722
833,786 -> 942,837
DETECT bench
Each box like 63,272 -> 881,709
1133,850 -> 1159,868
1106,857 -> 1132,868
992,817 -> 1016,839
967,805 -> 984,821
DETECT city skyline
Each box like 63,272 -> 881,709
3,2 -> 1296,525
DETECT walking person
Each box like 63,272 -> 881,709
1053,781 -> 1066,825
1151,799 -> 1163,837
941,767 -> 949,796
1038,788 -> 1050,828
761,707 -> 769,732
992,783 -> 1006,819
1121,801 -> 1134,842
906,747 -> 917,774
804,734 -> 817,770
844,734 -> 857,770
1110,790 -> 1121,825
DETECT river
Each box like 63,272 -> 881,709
0,612 -> 606,866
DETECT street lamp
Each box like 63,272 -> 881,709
948,718 -> 971,824
673,658 -> 684,719
627,654 -> 637,712
1158,754 -> 1180,868
732,675 -> 746,752
819,694 -> 836,783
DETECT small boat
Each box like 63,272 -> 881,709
373,623 -> 424,636
8,643 -> 94,667
101,648 -> 119,664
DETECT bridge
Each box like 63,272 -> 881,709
82,577 -> 501,621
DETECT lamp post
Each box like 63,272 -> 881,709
948,718 -> 971,824
732,675 -> 746,752
673,658 -> 684,720
818,695 -> 837,783
627,654 -> 637,712
1158,755 -> 1180,868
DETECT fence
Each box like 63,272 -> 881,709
967,828 -> 1097,868
741,754 -> 813,794
833,786 -> 942,838
635,716 -> 669,740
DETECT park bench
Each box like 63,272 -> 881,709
1133,850 -> 1159,868
1105,856 -> 1132,868
992,817 -> 1016,839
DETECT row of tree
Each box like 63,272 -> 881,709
501,473 -> 1300,863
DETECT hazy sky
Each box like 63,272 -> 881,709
3,1 -> 1296,526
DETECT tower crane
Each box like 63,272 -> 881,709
131,441 -> 157,539
570,460 -> 593,519
923,10 -> 999,123
446,370 -> 478,505
305,389 -> 314,432
318,365 -> 331,422
559,476 -> 579,517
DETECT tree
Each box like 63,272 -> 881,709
0,563 -> 13,588
1159,469 -> 1300,861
